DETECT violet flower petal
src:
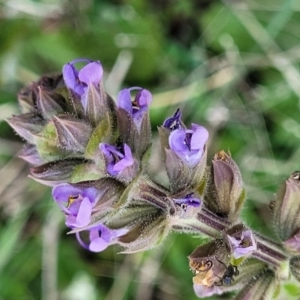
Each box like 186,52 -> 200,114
89,237 -> 109,252
75,224 -> 128,253
117,88 -> 133,114
112,144 -> 134,172
78,61 -> 103,86
62,63 -> 85,96
76,197 -> 93,227
190,124 -> 209,151
135,89 -> 152,109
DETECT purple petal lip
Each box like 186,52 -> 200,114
169,124 -> 209,167
76,224 -> 128,253
163,108 -> 182,131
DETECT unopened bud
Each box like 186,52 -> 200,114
204,151 -> 245,222
273,172 -> 300,251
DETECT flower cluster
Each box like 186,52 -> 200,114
8,58 -> 300,299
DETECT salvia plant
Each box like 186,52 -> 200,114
7,58 -> 300,299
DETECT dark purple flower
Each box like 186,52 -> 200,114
117,87 -> 152,129
173,193 -> 201,208
163,108 -> 182,131
62,58 -> 103,97
52,183 -> 99,228
76,223 -> 128,252
99,143 -> 134,176
227,229 -> 257,259
169,123 -> 209,167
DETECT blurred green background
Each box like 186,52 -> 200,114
1,0 -> 300,299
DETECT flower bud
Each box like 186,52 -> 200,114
204,151 -> 245,222
273,171 -> 300,249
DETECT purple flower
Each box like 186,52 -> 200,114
76,223 -> 128,252
52,183 -> 99,228
173,193 -> 201,208
99,143 -> 135,176
227,230 -> 257,259
117,87 -> 152,129
62,58 -> 103,97
169,123 -> 209,167
163,108 -> 182,131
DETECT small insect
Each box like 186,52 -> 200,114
214,259 -> 239,286
190,260 -> 213,274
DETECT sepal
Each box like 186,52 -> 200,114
36,86 -> 66,119
117,210 -> 170,253
29,158 -> 97,186
6,113 -> 44,143
52,115 -> 92,153
233,269 -> 277,300
19,144 -> 45,165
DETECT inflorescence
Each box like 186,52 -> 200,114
7,58 -> 300,299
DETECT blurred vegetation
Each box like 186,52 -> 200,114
1,0 -> 300,299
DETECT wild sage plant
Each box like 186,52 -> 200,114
7,58 -> 300,299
